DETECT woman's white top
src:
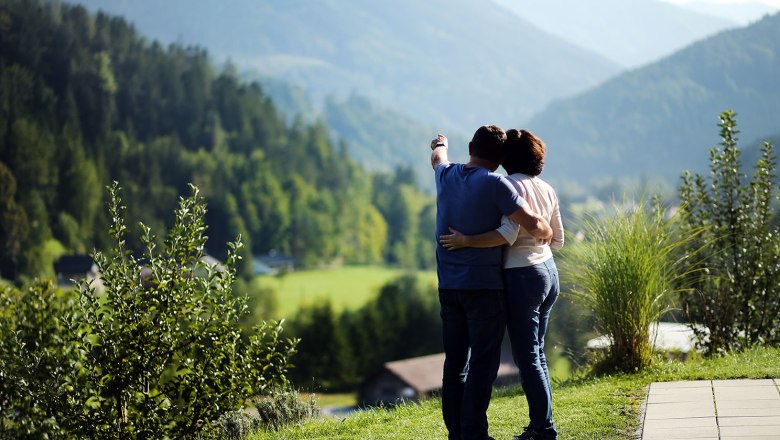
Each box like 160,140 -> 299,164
496,173 -> 564,268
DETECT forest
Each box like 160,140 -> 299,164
0,0 -> 435,282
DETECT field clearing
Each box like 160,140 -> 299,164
256,266 -> 437,319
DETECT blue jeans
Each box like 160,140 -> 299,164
439,288 -> 506,440
504,258 -> 559,439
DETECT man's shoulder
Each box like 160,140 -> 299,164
435,161 -> 457,174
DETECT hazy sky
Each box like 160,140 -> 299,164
663,0 -> 780,6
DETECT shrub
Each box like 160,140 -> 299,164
678,110 -> 780,352
252,388 -> 319,431
212,388 -> 319,439
567,198 -> 700,372
0,281 -> 75,438
0,182 -> 298,439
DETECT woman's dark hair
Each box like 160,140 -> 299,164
502,129 -> 546,176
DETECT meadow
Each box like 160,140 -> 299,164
255,266 -> 438,319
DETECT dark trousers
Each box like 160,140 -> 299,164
439,288 -> 506,440
505,258 -> 559,439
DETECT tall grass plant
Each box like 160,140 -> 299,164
566,198 -> 701,372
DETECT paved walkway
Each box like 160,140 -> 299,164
641,379 -> 780,439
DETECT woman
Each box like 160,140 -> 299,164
439,129 -> 564,440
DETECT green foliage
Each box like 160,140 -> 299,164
213,388 -> 319,439
252,388 -> 319,432
678,110 -> 780,352
0,281 -> 76,438
288,301 -> 356,391
372,168 -> 436,269
0,183 -> 298,439
287,274 -> 441,391
63,183 -> 297,438
0,161 -> 28,279
0,0 -> 435,281
567,198 -> 701,372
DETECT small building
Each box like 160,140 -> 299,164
359,352 -> 519,407
586,322 -> 703,359
200,254 -> 227,272
254,250 -> 295,274
53,255 -> 98,287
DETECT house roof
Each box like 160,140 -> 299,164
383,353 -> 517,394
384,353 -> 445,394
53,255 -> 95,275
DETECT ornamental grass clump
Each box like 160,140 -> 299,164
568,199 -> 702,372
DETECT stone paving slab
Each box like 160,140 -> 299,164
641,379 -> 780,440
642,417 -> 717,429
718,416 -> 780,427
645,401 -> 716,420
716,399 -> 780,409
718,407 -> 780,417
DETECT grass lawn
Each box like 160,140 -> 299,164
250,346 -> 780,439
256,265 -> 437,319
310,392 -> 358,409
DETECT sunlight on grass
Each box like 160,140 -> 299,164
311,392 -> 357,408
250,346 -> 780,439
256,266 -> 437,319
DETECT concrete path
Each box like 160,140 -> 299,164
641,379 -> 780,439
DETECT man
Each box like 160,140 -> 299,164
431,126 -> 552,440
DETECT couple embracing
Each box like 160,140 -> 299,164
431,125 -> 564,440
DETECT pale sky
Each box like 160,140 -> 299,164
663,0 -> 780,6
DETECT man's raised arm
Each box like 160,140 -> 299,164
431,134 -> 449,170
508,203 -> 552,241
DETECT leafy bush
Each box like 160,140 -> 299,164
212,388 -> 318,439
567,198 -> 700,372
0,281 -> 75,438
678,110 -> 780,352
0,183 -> 298,438
252,388 -> 319,431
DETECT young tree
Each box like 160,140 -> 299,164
678,110 -> 780,352
64,183 -> 297,438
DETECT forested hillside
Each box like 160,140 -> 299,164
0,0 -> 434,280
529,12 -> 780,184
69,0 -> 620,134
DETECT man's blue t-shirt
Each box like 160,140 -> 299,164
435,162 -> 525,289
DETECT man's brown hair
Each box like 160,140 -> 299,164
502,129 -> 546,176
470,125 -> 507,163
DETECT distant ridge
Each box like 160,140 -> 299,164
527,12 -> 780,184
69,0 -> 620,134
492,0 -> 738,68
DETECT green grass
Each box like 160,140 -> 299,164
310,393 -> 358,408
256,266 -> 437,319
249,346 -> 780,439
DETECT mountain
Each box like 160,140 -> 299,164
246,77 -> 468,191
527,12 -> 780,184
68,0 -> 621,135
0,0 -> 438,278
672,1 -> 779,25
491,0 -> 738,68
